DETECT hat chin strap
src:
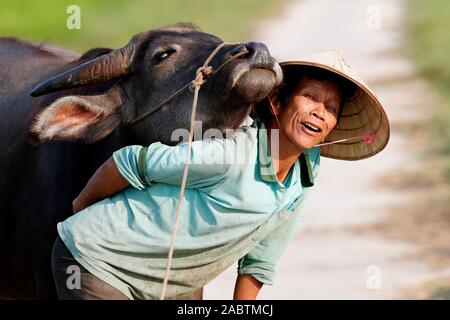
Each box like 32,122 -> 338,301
268,96 -> 281,128
314,132 -> 376,147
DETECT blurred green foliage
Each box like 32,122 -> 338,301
409,0 -> 450,94
0,0 -> 281,51
408,0 -> 450,178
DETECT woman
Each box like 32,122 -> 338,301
51,49 -> 390,300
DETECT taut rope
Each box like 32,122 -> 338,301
159,42 -> 249,300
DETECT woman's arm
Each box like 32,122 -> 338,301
233,274 -> 263,300
72,157 -> 129,213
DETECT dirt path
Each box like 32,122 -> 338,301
205,0 -> 449,299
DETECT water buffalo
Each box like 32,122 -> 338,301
0,23 -> 282,299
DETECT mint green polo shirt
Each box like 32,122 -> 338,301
57,120 -> 320,299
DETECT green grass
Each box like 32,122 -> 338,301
406,1 -> 450,297
407,0 -> 450,178
429,286 -> 450,300
408,0 -> 450,94
0,0 -> 282,51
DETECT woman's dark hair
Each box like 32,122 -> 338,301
255,65 -> 357,124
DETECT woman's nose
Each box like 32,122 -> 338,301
311,103 -> 326,120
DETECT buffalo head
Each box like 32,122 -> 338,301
30,23 -> 282,144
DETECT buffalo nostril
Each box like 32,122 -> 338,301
229,44 -> 248,57
227,41 -> 270,61
244,41 -> 269,59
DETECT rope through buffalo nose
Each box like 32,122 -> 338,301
189,66 -> 213,92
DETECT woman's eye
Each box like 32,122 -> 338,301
304,93 -> 314,100
326,104 -> 337,113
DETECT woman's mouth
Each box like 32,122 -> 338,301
300,121 -> 322,137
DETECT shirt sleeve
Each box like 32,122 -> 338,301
112,137 -> 237,191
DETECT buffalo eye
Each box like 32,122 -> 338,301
152,49 -> 175,65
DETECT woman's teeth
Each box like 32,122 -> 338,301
302,122 -> 320,132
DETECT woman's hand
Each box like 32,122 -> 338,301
233,274 -> 263,300
72,196 -> 89,213
71,156 -> 129,214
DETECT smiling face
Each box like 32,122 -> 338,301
270,76 -> 343,151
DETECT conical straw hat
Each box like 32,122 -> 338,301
280,49 -> 390,160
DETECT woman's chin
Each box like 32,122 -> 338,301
285,128 -> 320,151
303,142 -> 317,150
291,127 -> 320,150
293,138 -> 317,151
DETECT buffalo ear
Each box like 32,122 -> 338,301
30,95 -> 121,143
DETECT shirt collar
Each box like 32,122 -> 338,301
256,119 -> 314,187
